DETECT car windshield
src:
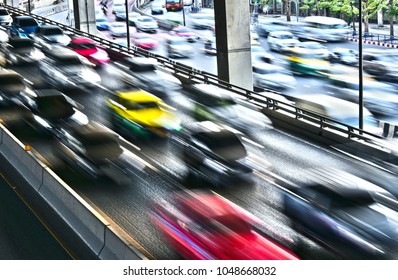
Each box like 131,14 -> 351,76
9,39 -> 35,48
170,39 -> 185,45
278,34 -> 293,39
205,214 -> 252,235
18,18 -> 38,27
122,100 -> 160,110
35,95 -> 75,119
140,17 -> 154,22
0,74 -> 24,86
194,130 -> 247,161
55,56 -> 82,67
81,133 -> 123,160
74,43 -> 96,50
254,67 -> 279,74
0,9 -> 8,16
42,28 -> 63,36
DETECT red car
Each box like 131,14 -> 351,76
150,190 -> 300,260
170,26 -> 199,43
131,32 -> 158,50
68,37 -> 110,66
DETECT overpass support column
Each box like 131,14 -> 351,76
214,0 -> 253,90
72,0 -> 97,33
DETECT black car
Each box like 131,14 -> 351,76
1,37 -> 45,65
178,121 -> 254,188
17,89 -> 88,136
283,168 -> 398,259
0,68 -> 35,105
55,121 -> 145,184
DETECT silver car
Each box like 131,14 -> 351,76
135,16 -> 158,33
0,7 -> 12,26
165,36 -> 194,58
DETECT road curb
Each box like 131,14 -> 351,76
348,37 -> 398,48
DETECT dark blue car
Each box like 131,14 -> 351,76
283,168 -> 398,260
9,15 -> 40,38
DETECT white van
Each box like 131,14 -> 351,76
303,16 -> 350,42
295,94 -> 383,136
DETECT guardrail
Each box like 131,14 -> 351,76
349,32 -> 398,45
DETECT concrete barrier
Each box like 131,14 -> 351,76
38,167 -> 107,256
0,126 -> 45,191
0,124 -> 146,259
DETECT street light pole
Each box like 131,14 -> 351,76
296,0 -> 298,22
358,0 -> 363,130
125,0 -> 130,49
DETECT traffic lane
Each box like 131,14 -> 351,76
12,59 -> 393,260
5,64 -> 337,259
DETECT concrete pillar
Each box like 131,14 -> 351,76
73,0 -> 97,33
214,0 -> 253,90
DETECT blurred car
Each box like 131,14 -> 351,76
95,15 -> 111,31
190,13 -> 214,30
115,57 -> 182,98
131,32 -> 158,50
107,89 -> 181,138
38,46 -> 101,90
321,69 -> 398,116
1,37 -> 45,65
267,31 -> 299,53
256,19 -> 290,37
114,9 -> 127,21
109,22 -> 128,37
164,12 -> 183,25
363,48 -> 398,82
0,68 -> 35,105
329,47 -> 358,66
17,89 -> 89,135
9,15 -> 40,38
0,27 -> 8,44
55,121 -> 145,185
294,94 -> 384,136
150,189 -> 300,259
286,47 -> 330,77
30,25 -> 71,51
135,16 -> 158,33
286,41 -> 330,59
151,0 -> 166,14
112,0 -> 125,14
187,83 -> 273,133
0,7 -> 13,26
251,45 -> 274,64
178,121 -> 259,187
165,35 -> 194,58
170,26 -> 199,43
128,11 -> 141,26
283,168 -> 398,259
203,36 -> 216,55
67,36 -> 110,67
253,63 -> 297,92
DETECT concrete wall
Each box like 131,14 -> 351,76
0,124 -> 148,260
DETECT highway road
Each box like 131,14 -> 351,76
1,4 -> 398,260
3,57 -> 397,260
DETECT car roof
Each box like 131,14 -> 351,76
71,36 -> 95,44
8,38 -> 35,47
45,46 -> 79,59
190,83 -> 235,99
303,168 -> 389,199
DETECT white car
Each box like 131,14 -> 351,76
251,45 -> 274,64
0,7 -> 12,26
253,63 -> 297,92
109,22 -> 128,37
288,41 -> 330,59
135,16 -> 158,33
165,36 -> 194,58
267,31 -> 299,53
